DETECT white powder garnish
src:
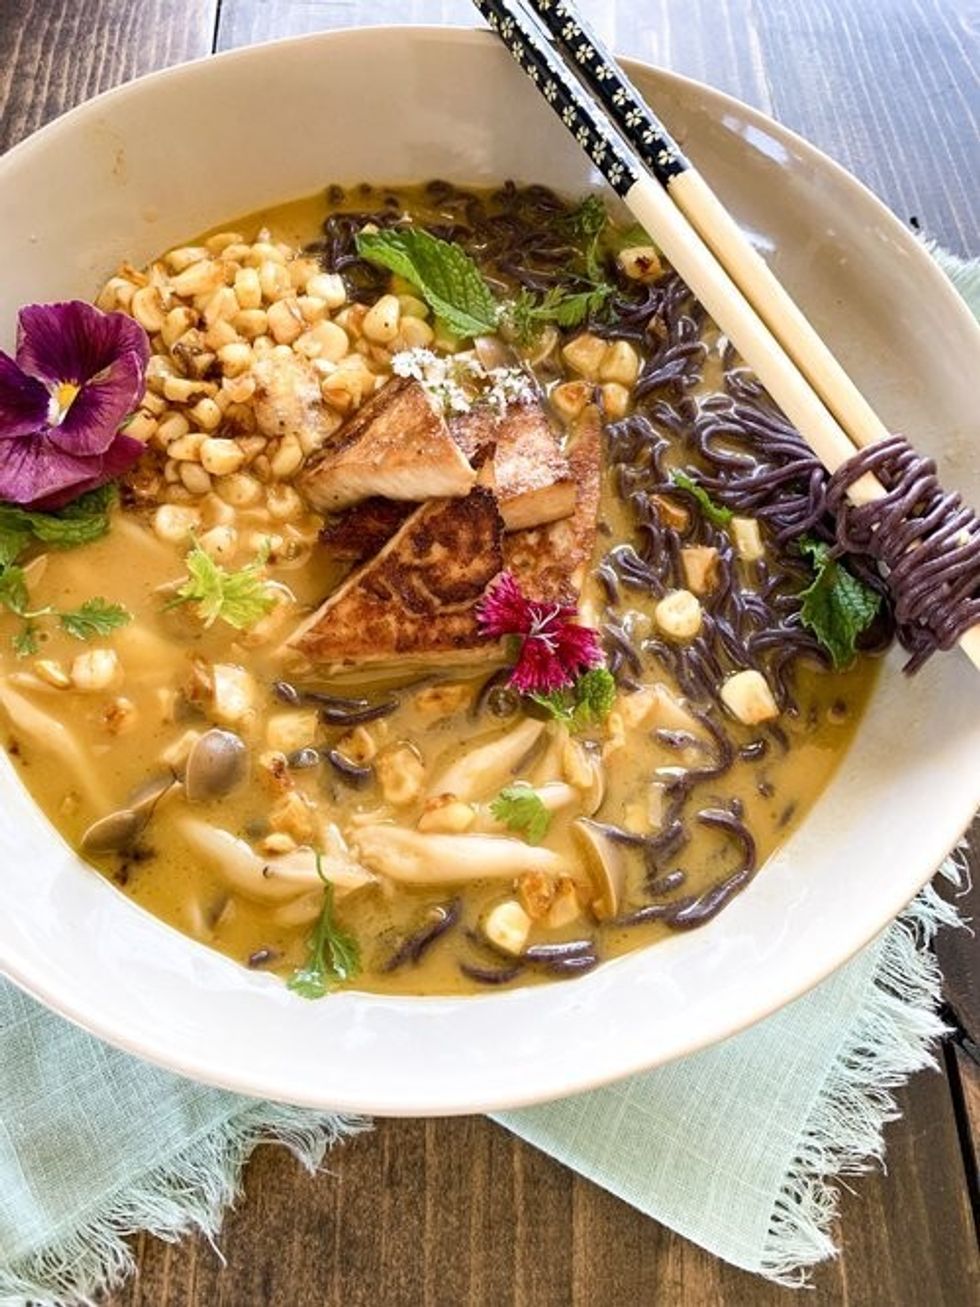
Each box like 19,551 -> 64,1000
391,347 -> 536,416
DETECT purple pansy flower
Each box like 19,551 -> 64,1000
0,301 -> 149,509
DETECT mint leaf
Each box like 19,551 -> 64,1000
59,597 -> 131,641
288,856 -> 360,999
0,565 -> 30,617
356,228 -> 498,339
530,666 -> 617,732
168,541 -> 274,630
670,470 -> 733,528
0,484 -> 118,554
796,537 -> 881,668
0,521 -> 31,570
489,783 -> 552,845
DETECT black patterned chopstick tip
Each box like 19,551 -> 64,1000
527,0 -> 691,185
472,0 -> 639,196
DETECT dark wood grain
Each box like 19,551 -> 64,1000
213,0 -> 980,255
2,1 -> 979,1303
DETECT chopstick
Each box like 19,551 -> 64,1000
471,0 -> 980,672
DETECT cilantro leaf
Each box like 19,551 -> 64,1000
507,283 -> 612,345
0,565 -> 30,617
12,622 -> 39,658
489,783 -> 552,845
355,228 -> 498,339
288,855 -> 361,999
168,542 -> 275,630
561,194 -> 609,282
59,597 -> 131,641
529,666 -> 617,732
796,537 -> 881,668
670,470 -> 733,528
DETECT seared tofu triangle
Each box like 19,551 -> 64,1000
504,405 -> 602,604
289,487 -> 505,667
319,496 -> 415,562
451,402 -> 576,531
296,376 -> 476,512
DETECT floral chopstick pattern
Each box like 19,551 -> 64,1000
472,0 -> 639,196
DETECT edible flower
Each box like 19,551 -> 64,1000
0,301 -> 149,508
477,571 -> 604,694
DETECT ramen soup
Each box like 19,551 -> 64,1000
0,183 -> 886,997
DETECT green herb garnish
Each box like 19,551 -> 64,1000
530,666 -> 617,732
669,470 -> 734,528
288,854 -> 361,999
796,537 -> 881,669
59,597 -> 131,641
561,193 -> 609,282
355,227 -> 498,339
489,783 -> 552,845
508,284 -> 613,345
0,484 -> 118,557
0,557 -> 129,655
167,541 -> 274,630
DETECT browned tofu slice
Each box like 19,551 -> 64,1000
319,497 -> 415,562
451,403 -> 576,531
295,376 -> 476,513
504,405 -> 602,604
289,487 -> 505,668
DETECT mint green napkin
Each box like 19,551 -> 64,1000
0,252 -> 975,1305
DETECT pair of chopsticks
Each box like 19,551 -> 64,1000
471,0 -> 980,672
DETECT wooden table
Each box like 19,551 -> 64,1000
3,2 -> 979,1302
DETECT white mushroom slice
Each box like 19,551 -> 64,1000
428,718 -> 544,802
350,826 -> 565,885
572,818 -> 628,920
0,682 -> 106,808
176,818 -> 374,902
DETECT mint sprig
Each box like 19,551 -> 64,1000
796,536 -> 881,668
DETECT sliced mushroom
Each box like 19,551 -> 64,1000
429,718 -> 544,803
0,682 -> 107,809
184,728 -> 248,802
80,774 -> 178,854
176,817 -> 374,903
351,826 -> 565,885
572,818 -> 628,920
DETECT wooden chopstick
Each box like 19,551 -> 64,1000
471,0 -> 980,671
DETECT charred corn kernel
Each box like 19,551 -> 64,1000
162,459 -> 180,484
417,797 -> 476,833
600,382 -> 631,420
154,410 -> 189,446
179,462 -> 211,496
124,409 -> 157,443
248,240 -> 286,266
163,376 -> 217,404
220,242 -> 252,263
599,340 -> 640,387
189,396 -> 222,432
288,257 -> 319,289
377,743 -> 425,807
413,682 -> 472,718
216,472 -> 262,508
561,332 -> 607,380
198,524 -> 238,562
551,380 -> 592,422
200,492 -> 236,527
171,260 -> 222,298
267,484 -> 304,520
211,664 -> 257,727
397,294 -> 429,319
617,244 -> 663,282
270,437 -> 303,480
200,437 -> 245,477
96,276 -> 136,311
152,503 -> 200,544
266,709 -> 319,754
140,391 -> 167,417
203,285 -> 239,326
306,272 -> 346,308
267,298 -> 305,345
295,294 -> 326,325
655,589 -> 702,641
483,900 -> 531,956
259,259 -> 291,302
301,319 -> 349,362
222,372 -> 257,405
269,790 -> 316,843
234,265 -> 262,308
517,871 -> 557,921
732,516 -> 765,562
681,545 -> 720,595
206,231 -> 244,255
336,725 -> 376,765
545,878 -> 583,929
396,316 -> 435,350
165,245 -> 209,273
131,285 -> 166,333
261,831 -> 297,855
144,356 -> 178,393
232,308 -> 268,340
721,669 -> 779,725
102,695 -> 137,736
167,431 -> 206,461
70,648 -> 121,693
217,341 -> 253,377
205,320 -> 239,352
34,659 -> 70,689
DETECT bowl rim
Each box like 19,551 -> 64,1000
1,25 -> 978,1114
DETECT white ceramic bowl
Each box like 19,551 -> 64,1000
1,28 -> 978,1115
